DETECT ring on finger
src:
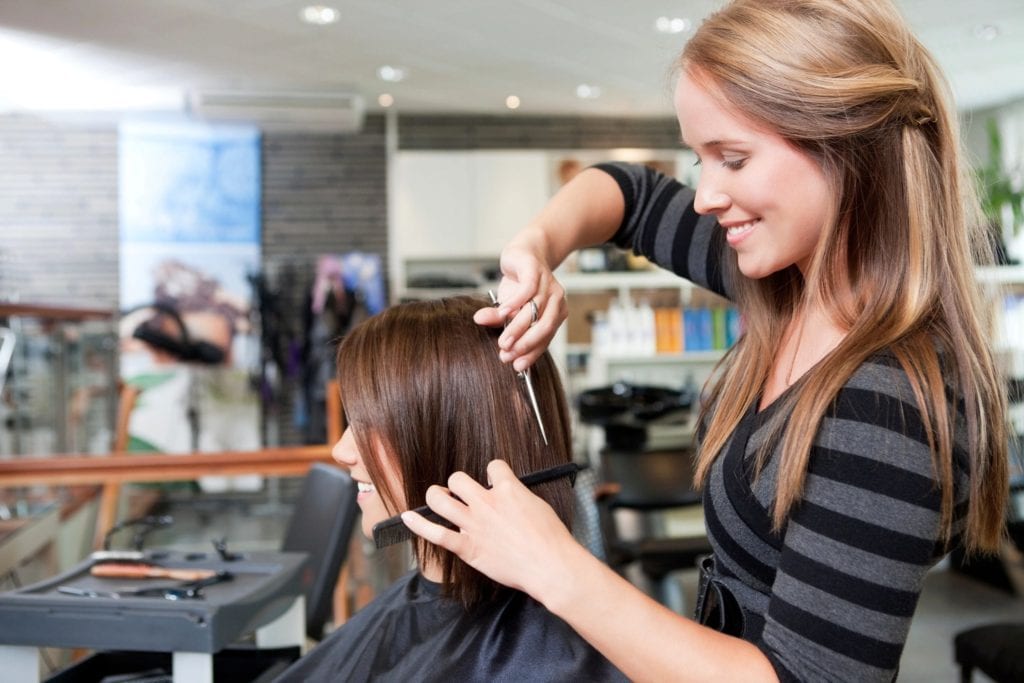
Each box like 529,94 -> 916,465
529,299 -> 539,324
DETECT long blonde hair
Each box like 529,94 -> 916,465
688,0 -> 1007,553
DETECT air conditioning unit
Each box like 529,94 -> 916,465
187,90 -> 365,133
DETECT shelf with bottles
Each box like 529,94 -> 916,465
0,303 -> 118,457
554,265 -> 736,386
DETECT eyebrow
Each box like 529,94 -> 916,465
691,139 -> 747,150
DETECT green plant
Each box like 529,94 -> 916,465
976,118 -> 1024,236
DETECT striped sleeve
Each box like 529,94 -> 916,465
592,162 -> 732,300
757,360 -> 966,681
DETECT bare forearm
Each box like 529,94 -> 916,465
539,543 -> 779,683
407,462 -> 777,680
509,167 -> 625,268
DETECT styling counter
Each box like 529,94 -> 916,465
0,549 -> 307,683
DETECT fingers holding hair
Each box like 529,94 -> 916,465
473,242 -> 569,371
473,248 -> 545,327
500,284 -> 568,372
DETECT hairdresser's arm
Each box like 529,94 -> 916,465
401,460 -> 778,683
474,167 -> 625,372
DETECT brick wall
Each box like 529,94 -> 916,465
262,116 -> 389,312
261,117 -> 389,445
0,115 -> 119,309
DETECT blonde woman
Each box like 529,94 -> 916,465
402,1 -> 1010,681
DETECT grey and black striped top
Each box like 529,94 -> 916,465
597,162 -> 969,682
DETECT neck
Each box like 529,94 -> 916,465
419,556 -> 444,583
787,304 -> 847,383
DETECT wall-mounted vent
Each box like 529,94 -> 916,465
187,90 -> 365,133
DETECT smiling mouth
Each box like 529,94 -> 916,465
725,218 -> 760,237
356,481 -> 376,494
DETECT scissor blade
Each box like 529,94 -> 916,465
521,370 -> 549,446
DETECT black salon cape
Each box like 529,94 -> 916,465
275,571 -> 628,682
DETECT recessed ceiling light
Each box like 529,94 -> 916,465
655,16 -> 690,34
299,5 -> 339,25
974,23 -> 1001,41
505,95 -> 521,110
377,65 -> 407,82
378,93 -> 394,108
576,84 -> 601,99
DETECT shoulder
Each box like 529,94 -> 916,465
807,350 -> 957,511
829,352 -> 929,438
593,161 -> 694,205
825,348 -> 964,454
320,571 -> 444,636
483,594 -> 629,681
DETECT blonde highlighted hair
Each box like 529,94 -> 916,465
686,0 -> 1007,552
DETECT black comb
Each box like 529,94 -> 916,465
371,462 -> 582,549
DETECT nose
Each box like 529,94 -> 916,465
332,429 -> 358,468
693,174 -> 730,216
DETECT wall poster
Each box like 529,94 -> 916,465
118,120 -> 262,492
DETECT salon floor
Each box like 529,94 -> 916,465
140,483 -> 1024,683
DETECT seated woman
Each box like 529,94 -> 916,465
276,296 -> 626,682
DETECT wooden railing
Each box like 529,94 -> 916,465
0,446 -> 335,547
0,446 -> 333,488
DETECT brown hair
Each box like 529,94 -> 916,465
336,296 -> 575,607
683,0 -> 1007,552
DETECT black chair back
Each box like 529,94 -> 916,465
597,448 -> 711,583
281,463 -> 359,641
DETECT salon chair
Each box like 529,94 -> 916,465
597,447 -> 712,613
952,381 -> 1024,683
952,495 -> 1024,683
954,621 -> 1024,683
281,462 -> 359,641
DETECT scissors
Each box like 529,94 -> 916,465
489,290 -> 549,446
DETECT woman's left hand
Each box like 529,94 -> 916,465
401,459 -> 579,602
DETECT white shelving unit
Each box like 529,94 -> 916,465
557,265 -> 1024,386
559,269 -> 695,301
555,268 -> 723,468
583,350 -> 726,390
554,267 -> 729,390
977,265 -> 1024,285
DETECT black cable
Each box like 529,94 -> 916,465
102,515 -> 174,551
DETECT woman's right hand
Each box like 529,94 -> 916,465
474,239 -> 568,372
401,459 -> 583,603
474,167 -> 629,370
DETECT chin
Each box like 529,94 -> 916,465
360,518 -> 376,540
737,262 -> 773,280
737,257 -> 792,280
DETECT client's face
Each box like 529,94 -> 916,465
332,427 -> 405,539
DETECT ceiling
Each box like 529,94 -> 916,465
1,0 -> 1022,121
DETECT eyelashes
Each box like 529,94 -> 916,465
692,157 -> 747,170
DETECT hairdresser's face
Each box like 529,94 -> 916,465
332,427 -> 404,539
675,69 -> 830,278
